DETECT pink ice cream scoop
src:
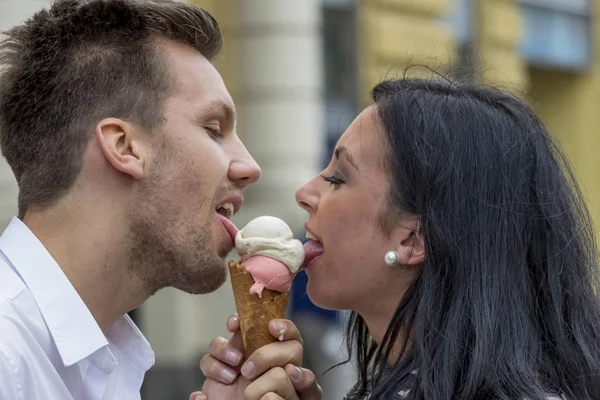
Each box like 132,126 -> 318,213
235,216 -> 305,298
243,255 -> 294,297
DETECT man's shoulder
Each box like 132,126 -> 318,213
0,256 -> 26,307
0,258 -> 48,362
0,297 -> 36,370
0,294 -> 50,400
0,294 -> 55,388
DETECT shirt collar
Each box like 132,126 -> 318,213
107,314 -> 155,371
0,217 -> 109,367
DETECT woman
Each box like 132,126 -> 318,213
198,78 -> 600,399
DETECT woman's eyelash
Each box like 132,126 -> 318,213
320,174 -> 345,187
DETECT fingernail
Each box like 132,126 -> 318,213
271,321 -> 286,341
220,368 -> 237,383
271,320 -> 285,332
225,350 -> 242,365
290,366 -> 302,380
241,361 -> 255,378
228,314 -> 238,326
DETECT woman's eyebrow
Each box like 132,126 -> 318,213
335,146 -> 359,170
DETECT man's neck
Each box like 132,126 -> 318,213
23,209 -> 147,334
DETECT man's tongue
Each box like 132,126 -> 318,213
302,240 -> 324,268
218,215 -> 238,242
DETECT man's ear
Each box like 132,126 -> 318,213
396,222 -> 425,266
95,118 -> 145,180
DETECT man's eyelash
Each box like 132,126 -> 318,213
205,127 -> 223,138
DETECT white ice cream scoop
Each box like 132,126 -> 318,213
235,216 -> 305,273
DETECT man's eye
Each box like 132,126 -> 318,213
206,127 -> 223,139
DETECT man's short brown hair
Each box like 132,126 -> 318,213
0,0 -> 223,217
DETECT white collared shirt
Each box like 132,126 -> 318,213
0,217 -> 155,400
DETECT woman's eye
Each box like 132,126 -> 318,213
320,174 -> 345,188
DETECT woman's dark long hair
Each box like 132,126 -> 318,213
345,78 -> 600,400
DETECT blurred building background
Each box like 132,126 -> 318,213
1,0 -> 600,399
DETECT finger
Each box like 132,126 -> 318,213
228,330 -> 244,354
201,378 -> 219,394
199,353 -> 239,384
189,392 -> 208,400
284,365 -> 322,400
225,314 -> 244,355
244,367 -> 299,400
227,313 -> 240,333
268,319 -> 303,345
207,336 -> 243,367
241,340 -> 303,380
259,394 -> 285,400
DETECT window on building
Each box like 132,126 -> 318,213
322,0 -> 358,166
445,0 -> 476,80
520,0 -> 591,70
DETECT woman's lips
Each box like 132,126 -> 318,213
302,240 -> 324,268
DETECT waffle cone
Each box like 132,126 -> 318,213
228,260 -> 289,357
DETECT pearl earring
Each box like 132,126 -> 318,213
384,251 -> 399,266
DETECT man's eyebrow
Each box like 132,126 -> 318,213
335,146 -> 359,170
204,99 -> 237,123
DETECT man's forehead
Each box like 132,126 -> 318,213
159,39 -> 227,95
156,39 -> 235,123
167,62 -> 235,122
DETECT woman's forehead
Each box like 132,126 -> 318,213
335,107 -> 385,166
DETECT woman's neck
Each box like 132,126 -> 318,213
361,310 -> 413,364
357,270 -> 420,363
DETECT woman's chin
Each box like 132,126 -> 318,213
306,281 -> 344,311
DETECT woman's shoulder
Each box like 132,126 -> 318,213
344,386 -> 565,400
343,369 -> 416,400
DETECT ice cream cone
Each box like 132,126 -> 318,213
228,260 -> 289,357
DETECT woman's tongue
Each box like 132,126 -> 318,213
302,240 -> 324,267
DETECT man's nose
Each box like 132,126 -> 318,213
228,139 -> 261,188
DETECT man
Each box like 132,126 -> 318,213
0,0 -> 261,398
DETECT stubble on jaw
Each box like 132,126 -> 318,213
123,162 -> 228,297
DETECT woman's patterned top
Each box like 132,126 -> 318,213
342,369 -> 417,400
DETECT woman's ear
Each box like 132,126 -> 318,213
396,222 -> 425,266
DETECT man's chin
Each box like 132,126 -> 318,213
218,245 -> 235,259
183,280 -> 226,295
176,264 -> 228,295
